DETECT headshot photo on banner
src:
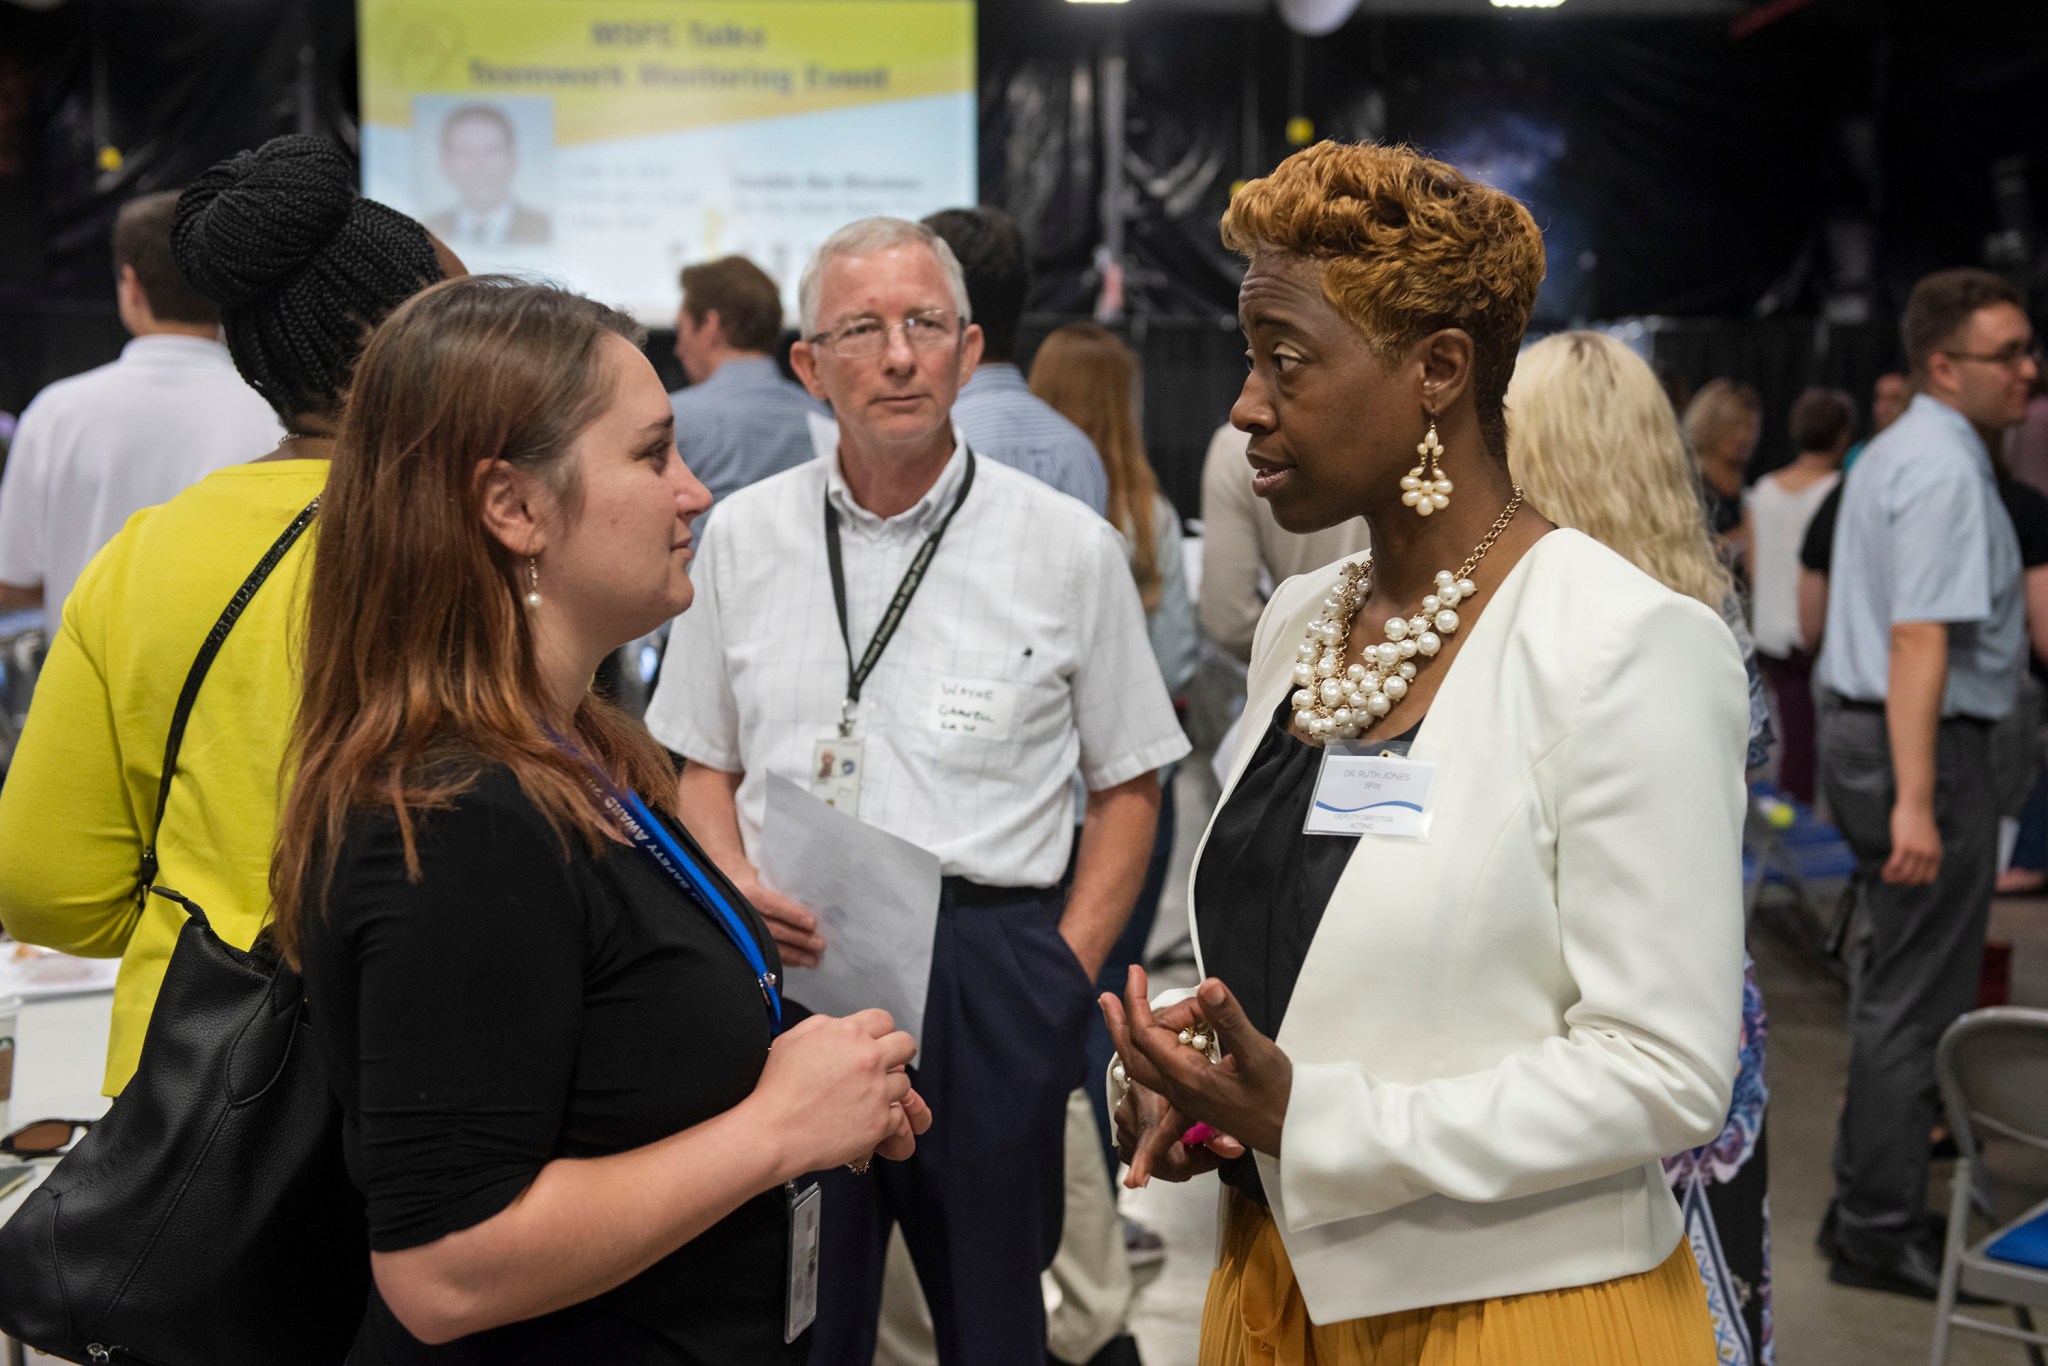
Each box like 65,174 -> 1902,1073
358,0 -> 976,322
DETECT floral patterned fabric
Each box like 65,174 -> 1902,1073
1664,598 -> 1773,1365
1664,958 -> 1771,1366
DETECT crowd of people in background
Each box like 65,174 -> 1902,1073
0,128 -> 2037,1366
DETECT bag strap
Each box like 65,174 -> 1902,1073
136,496 -> 321,898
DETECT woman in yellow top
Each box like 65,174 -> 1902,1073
0,135 -> 454,1092
1102,141 -> 1744,1365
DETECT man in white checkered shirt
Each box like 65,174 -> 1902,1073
646,216 -> 1188,1365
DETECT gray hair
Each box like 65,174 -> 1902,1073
797,216 -> 973,338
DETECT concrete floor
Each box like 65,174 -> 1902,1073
1116,759 -> 2048,1366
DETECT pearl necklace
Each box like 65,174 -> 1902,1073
1290,488 -> 1525,744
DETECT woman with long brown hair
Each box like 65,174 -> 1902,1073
1029,322 -> 1198,701
272,276 -> 928,1361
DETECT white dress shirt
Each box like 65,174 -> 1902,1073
0,335 -> 281,613
646,433 -> 1190,887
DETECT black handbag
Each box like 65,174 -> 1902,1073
0,496 -> 369,1366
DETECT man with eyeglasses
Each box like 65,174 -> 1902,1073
645,216 -> 1187,1364
1816,268 -> 2034,1298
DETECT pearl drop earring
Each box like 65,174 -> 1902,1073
525,557 -> 542,608
1401,415 -> 1454,518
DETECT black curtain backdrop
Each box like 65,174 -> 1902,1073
3,0 -> 2045,505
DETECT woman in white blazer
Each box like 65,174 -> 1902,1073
1100,142 -> 1748,1365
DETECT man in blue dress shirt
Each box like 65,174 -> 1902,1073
922,208 -> 1108,515
1816,268 -> 2035,1298
670,255 -> 824,509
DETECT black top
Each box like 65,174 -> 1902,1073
1802,475 -> 2048,681
1192,698 -> 1419,1203
1702,482 -> 1744,540
1801,475 -> 2048,574
299,766 -> 800,1366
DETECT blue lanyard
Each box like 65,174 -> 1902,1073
584,769 -> 783,1034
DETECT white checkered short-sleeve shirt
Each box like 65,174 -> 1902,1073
646,433 -> 1190,887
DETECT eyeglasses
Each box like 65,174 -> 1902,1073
1942,340 -> 2043,371
0,1118 -> 93,1159
808,312 -> 960,359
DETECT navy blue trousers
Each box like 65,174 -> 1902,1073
804,879 -> 1094,1366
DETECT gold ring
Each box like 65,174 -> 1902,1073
847,1156 -> 873,1175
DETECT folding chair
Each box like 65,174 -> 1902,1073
1930,1007 -> 2048,1366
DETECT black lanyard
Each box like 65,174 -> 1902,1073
822,450 -> 977,737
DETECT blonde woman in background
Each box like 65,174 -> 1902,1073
1684,377 -> 1764,572
1510,329 -> 1774,1366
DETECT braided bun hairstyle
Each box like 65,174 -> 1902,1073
172,135 -> 442,424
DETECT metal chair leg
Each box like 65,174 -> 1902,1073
2018,1307 -> 2048,1366
1931,1156 -> 1976,1366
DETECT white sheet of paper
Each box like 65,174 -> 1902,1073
759,774 -> 943,1055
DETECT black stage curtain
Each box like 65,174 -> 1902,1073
4,1 -> 2045,500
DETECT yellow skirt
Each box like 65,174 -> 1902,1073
1199,1194 -> 1719,1366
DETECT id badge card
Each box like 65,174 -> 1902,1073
785,1180 -> 822,1342
810,736 -> 865,819
1304,748 -> 1436,838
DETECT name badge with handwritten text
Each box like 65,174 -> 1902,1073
1303,752 -> 1437,837
925,676 -> 1019,740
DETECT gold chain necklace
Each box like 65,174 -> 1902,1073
1289,488 -> 1525,744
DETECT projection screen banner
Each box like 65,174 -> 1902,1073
359,2 -> 977,322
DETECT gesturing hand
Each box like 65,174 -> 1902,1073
1112,1072 -> 1244,1189
1099,966 -> 1293,1160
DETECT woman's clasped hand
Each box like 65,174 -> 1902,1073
1099,966 -> 1292,1188
751,1008 -> 930,1168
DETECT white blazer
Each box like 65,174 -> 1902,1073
1190,528 -> 1748,1323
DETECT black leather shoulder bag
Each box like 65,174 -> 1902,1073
0,496 -> 368,1366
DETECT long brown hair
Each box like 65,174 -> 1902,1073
1028,323 -> 1163,610
270,277 -> 678,966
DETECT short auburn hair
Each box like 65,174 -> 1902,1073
1221,141 -> 1546,462
1902,267 -> 2024,377
680,255 -> 785,353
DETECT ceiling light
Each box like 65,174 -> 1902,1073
1491,0 -> 1566,7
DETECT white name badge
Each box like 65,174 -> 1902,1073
785,1181 -> 822,1342
810,736 -> 865,820
925,676 -> 1019,740
1304,751 -> 1437,837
